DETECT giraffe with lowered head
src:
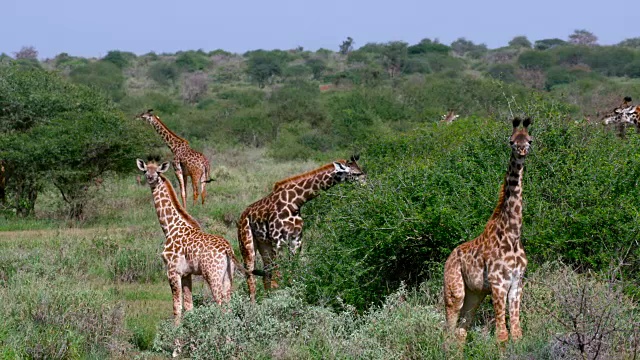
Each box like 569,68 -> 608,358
238,155 -> 365,301
444,117 -> 532,343
137,159 -> 248,325
136,109 -> 212,207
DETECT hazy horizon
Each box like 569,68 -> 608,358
2,0 -> 636,59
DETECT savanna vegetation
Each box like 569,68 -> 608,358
1,30 -> 640,358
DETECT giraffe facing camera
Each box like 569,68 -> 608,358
444,118 -> 532,343
136,159 -> 249,326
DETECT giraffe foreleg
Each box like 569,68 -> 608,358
168,273 -> 183,326
490,282 -> 509,342
508,274 -> 525,340
257,241 -> 279,291
182,275 -> 193,313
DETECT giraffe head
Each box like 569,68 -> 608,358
510,118 -> 532,158
603,97 -> 635,125
333,155 -> 366,183
135,109 -> 156,124
136,159 -> 170,187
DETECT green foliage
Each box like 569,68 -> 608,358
408,38 -> 450,55
147,61 -> 180,85
102,50 -> 136,69
618,37 -> 640,48
486,63 -> 517,83
53,52 -> 89,71
451,37 -> 488,58
584,46 -> 637,76
534,38 -> 567,50
306,57 -> 327,79
174,50 -> 211,72
518,50 -> 554,70
508,35 -> 532,49
0,65 -> 149,218
295,98 -> 639,309
69,61 -> 126,101
244,50 -> 291,87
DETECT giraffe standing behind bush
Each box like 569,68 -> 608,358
237,156 -> 365,302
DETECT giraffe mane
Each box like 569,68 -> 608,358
153,115 -> 190,144
158,173 -> 201,229
490,181 -> 507,219
272,160 -> 346,191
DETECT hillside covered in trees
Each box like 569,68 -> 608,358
2,29 -> 640,358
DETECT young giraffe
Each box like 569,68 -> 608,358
136,159 -> 248,325
444,117 -> 532,343
238,156 -> 365,301
136,109 -> 212,208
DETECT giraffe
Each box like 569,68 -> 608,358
602,97 -> 640,136
443,117 -> 532,343
441,110 -> 460,123
237,155 -> 365,301
136,159 -> 248,325
136,109 -> 212,208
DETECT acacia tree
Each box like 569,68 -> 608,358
339,37 -> 355,55
245,50 -> 288,87
0,65 -> 149,218
569,29 -> 598,46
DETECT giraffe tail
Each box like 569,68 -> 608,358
203,158 -> 214,183
227,248 -> 264,277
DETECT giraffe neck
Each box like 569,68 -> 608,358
150,175 -> 201,238
148,116 -> 188,153
278,170 -> 337,209
490,152 -> 525,236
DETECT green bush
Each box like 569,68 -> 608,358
295,100 -> 640,310
148,61 -> 180,85
69,61 -> 126,101
175,50 -> 211,72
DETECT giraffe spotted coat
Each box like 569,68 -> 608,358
237,156 -> 365,302
137,159 -> 247,325
444,117 -> 532,343
136,109 -> 212,208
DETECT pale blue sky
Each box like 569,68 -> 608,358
1,0 -> 636,59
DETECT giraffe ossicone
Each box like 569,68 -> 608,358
443,117 -> 532,343
136,109 -> 212,208
136,159 -> 248,326
237,155 -> 365,302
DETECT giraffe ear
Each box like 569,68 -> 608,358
158,162 -> 171,173
136,159 -> 147,172
350,154 -> 360,163
512,117 -> 522,129
523,117 -> 532,129
333,161 -> 348,172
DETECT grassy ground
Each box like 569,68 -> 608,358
0,147 -> 322,358
1,147 -> 639,359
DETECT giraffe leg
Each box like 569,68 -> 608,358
182,275 -> 193,313
221,254 -> 233,303
168,273 -> 183,326
490,283 -> 509,342
238,217 -> 257,302
444,256 -> 466,341
508,276 -> 525,340
173,162 -> 187,208
190,169 -> 200,206
204,268 -> 225,305
199,171 -> 207,205
257,241 -> 279,291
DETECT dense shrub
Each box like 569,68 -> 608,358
295,100 -> 640,310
